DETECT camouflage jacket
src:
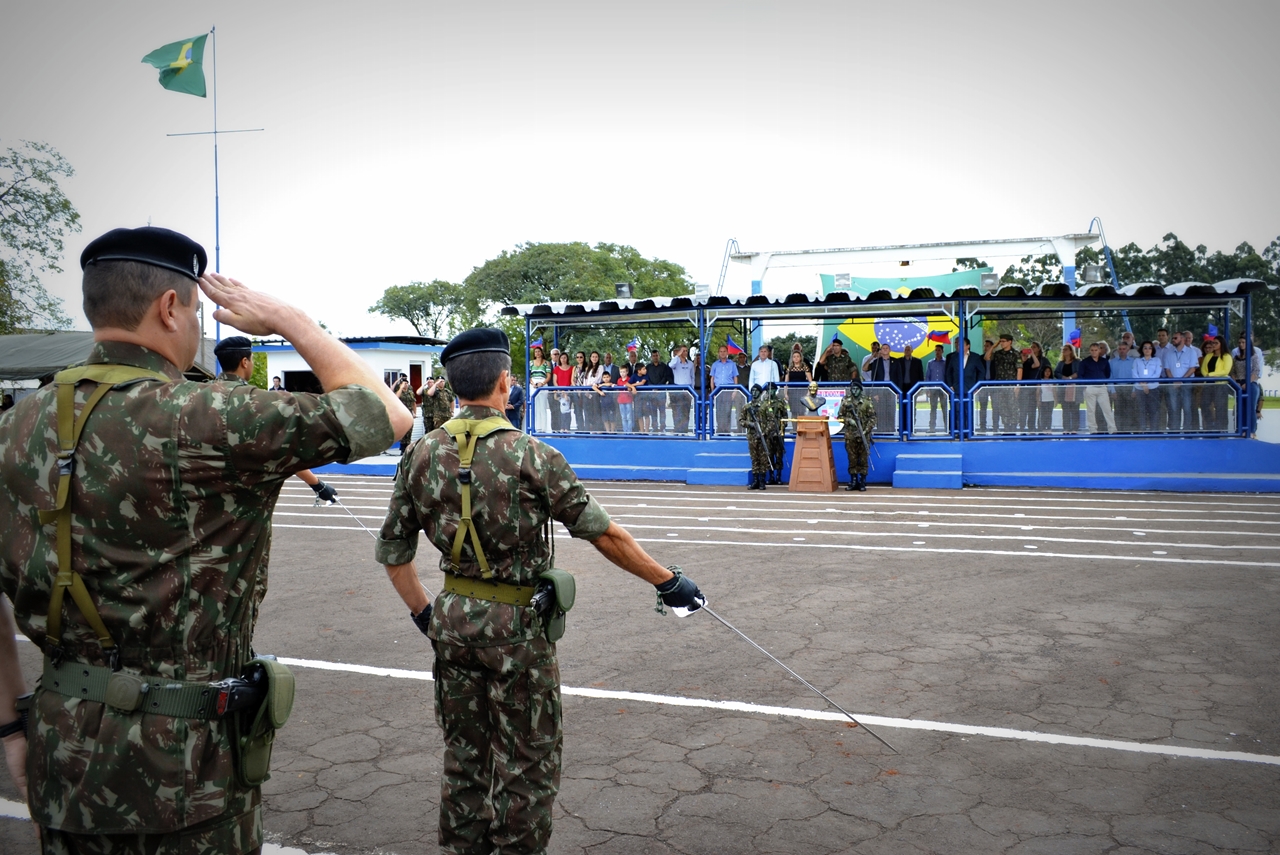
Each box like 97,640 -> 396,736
375,404 -> 610,647
422,382 -> 455,430
823,351 -> 855,383
762,395 -> 787,438
0,341 -> 393,835
838,392 -> 877,442
397,383 -> 418,416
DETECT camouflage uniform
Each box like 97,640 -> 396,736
0,341 -> 393,855
423,381 -> 456,432
763,389 -> 788,481
397,382 -> 418,448
823,350 -> 855,383
838,390 -> 877,478
740,398 -> 770,476
374,404 -> 611,855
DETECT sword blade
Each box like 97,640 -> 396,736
332,498 -> 435,600
698,603 -> 898,754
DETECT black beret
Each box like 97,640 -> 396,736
441,328 -> 510,365
80,226 -> 207,281
214,335 -> 253,357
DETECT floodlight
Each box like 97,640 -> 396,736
615,282 -> 633,299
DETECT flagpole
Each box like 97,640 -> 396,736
211,24 -> 220,342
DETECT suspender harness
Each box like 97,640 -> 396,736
37,364 -> 169,669
441,415 -> 517,580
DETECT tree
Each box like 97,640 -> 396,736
0,140 -> 79,333
464,241 -> 694,309
369,279 -> 468,339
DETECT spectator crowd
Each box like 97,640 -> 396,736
515,329 -> 1263,438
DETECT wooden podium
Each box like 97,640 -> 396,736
788,417 -> 837,493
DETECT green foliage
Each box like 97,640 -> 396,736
249,352 -> 268,389
766,333 -> 817,364
369,279 -> 469,339
464,241 -> 694,308
0,140 -> 79,333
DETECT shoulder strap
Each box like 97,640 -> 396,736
36,364 -> 171,665
441,416 -> 517,579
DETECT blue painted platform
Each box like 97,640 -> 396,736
315,435 -> 1280,493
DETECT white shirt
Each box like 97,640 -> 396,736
749,358 -> 780,389
669,356 -> 696,386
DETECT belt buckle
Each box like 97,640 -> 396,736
104,672 -> 148,712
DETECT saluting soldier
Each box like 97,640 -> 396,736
838,372 -> 877,491
215,335 -> 340,505
741,384 -> 771,490
394,372 -> 418,453
0,227 -> 410,854
375,328 -> 705,855
762,381 -> 788,484
817,335 -> 855,383
421,369 -> 455,431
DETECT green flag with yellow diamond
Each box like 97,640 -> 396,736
142,34 -> 208,97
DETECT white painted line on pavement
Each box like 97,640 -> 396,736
631,537 -> 1280,568
0,797 -> 28,818
0,804 -> 334,855
275,657 -> 1280,767
612,521 -> 1278,552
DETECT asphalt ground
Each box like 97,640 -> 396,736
4,476 -> 1279,854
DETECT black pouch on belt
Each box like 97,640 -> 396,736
228,657 -> 295,788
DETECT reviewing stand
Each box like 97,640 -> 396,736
788,417 -> 837,493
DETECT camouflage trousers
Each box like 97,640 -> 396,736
38,807 -> 261,855
433,635 -> 562,855
747,433 -> 770,474
768,436 -> 785,473
844,434 -> 870,477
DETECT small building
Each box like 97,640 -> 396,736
254,335 -> 445,398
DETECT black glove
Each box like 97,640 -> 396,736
410,605 -> 432,638
310,480 -> 338,504
654,567 -> 703,613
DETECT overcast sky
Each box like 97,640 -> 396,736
4,1 -> 1278,337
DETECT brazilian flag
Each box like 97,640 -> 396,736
142,35 -> 208,97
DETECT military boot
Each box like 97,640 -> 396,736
857,473 -> 867,491
845,477 -> 857,491
757,472 -> 767,490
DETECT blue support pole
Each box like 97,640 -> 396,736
750,280 -> 763,355
697,308 -> 708,439
525,316 -> 532,431
957,298 -> 967,441
1244,295 -> 1254,437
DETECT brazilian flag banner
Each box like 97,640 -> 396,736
142,34 -> 208,97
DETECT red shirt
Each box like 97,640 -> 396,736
552,365 -> 574,386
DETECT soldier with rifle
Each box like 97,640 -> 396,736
837,371 -> 877,491
741,384 -> 772,490
762,382 -> 788,485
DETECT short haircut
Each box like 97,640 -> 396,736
446,351 -> 511,400
216,350 -> 251,372
83,260 -> 195,330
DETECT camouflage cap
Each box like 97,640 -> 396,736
80,226 -> 208,281
441,328 -> 509,365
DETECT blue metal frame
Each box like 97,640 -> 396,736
527,384 -> 698,438
904,381 -> 956,439
964,377 -> 1243,439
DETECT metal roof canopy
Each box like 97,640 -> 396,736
729,234 -> 1102,275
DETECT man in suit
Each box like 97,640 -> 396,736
890,344 -> 925,436
945,338 -> 983,433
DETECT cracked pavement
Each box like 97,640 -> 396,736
4,479 -> 1278,854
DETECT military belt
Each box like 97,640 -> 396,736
443,573 -> 536,607
42,657 -> 221,719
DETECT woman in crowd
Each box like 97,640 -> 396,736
1037,365 -> 1057,433
528,345 -> 551,431
550,351 -> 574,431
591,363 -> 616,433
1133,340 -> 1164,432
1021,341 -> 1048,432
570,351 -> 590,432
785,346 -> 812,423
580,351 -> 606,431
1198,335 -> 1233,431
1054,344 -> 1080,434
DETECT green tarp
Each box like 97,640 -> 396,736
0,332 -> 215,381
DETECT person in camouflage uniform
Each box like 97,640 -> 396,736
214,336 -> 340,505
376,327 -> 705,855
0,227 -> 409,855
816,335 -> 855,384
741,384 -> 771,490
394,373 -> 418,453
762,382 -> 788,484
420,370 -> 455,432
838,372 -> 877,491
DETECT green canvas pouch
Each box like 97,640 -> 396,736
537,568 -> 575,642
